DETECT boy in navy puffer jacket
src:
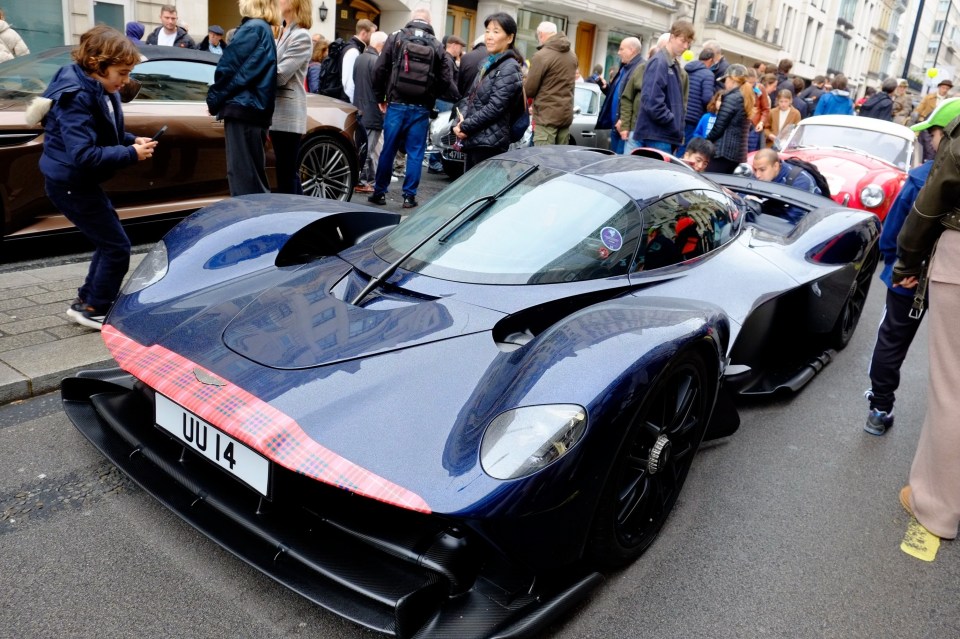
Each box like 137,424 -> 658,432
26,25 -> 157,329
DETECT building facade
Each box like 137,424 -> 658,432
4,0 -> 956,96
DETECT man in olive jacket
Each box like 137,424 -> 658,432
524,22 -> 578,145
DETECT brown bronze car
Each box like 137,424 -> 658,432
0,46 -> 363,243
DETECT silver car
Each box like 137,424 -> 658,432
429,81 -> 610,177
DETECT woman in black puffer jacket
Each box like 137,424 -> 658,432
706,63 -> 753,173
453,12 -> 523,171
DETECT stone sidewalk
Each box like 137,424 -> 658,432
0,255 -> 144,404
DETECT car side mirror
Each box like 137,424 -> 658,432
119,77 -> 142,103
574,106 -> 582,115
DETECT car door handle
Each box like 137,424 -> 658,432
581,131 -> 596,138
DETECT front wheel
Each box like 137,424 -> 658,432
830,243 -> 879,349
587,351 -> 712,569
298,135 -> 356,201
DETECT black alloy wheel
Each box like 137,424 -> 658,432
588,351 -> 712,569
298,135 -> 355,201
831,243 -> 880,349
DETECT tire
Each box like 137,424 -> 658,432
441,158 -> 464,179
298,135 -> 356,201
830,243 -> 880,350
587,351 -> 712,569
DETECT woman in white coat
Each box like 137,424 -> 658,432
0,9 -> 30,63
271,0 -> 312,193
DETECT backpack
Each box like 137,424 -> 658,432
389,28 -> 438,99
316,38 -> 349,100
784,157 -> 831,198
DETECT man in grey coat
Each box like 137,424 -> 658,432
353,31 -> 387,193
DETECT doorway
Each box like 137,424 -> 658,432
575,22 -> 596,78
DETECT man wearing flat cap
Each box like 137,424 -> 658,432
199,25 -> 227,55
915,78 -> 953,123
892,79 -> 913,126
915,79 -> 953,160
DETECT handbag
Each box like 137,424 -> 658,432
509,81 -> 530,143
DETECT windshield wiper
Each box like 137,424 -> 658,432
350,164 -> 539,306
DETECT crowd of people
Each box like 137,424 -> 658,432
587,22 -> 958,176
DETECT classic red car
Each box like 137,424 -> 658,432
750,114 -> 920,221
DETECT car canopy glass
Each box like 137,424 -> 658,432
375,160 -> 642,285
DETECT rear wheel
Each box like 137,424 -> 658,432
831,243 -> 880,349
587,351 -> 712,569
298,135 -> 355,201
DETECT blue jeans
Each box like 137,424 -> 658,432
638,139 -> 675,154
45,180 -> 130,310
375,103 -> 429,197
609,133 -> 625,154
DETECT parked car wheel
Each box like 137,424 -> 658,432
298,135 -> 356,201
587,351 -> 712,569
831,244 -> 879,349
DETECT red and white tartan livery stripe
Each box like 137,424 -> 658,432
101,324 -> 431,513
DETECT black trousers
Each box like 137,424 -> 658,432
705,155 -> 740,174
868,288 -> 925,412
45,180 -> 130,310
224,118 -> 269,196
465,145 -> 507,172
270,129 -> 303,195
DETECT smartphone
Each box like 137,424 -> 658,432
151,125 -> 168,141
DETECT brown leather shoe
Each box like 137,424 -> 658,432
900,485 -> 914,517
354,184 -> 375,193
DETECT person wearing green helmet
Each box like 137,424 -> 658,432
889,95 -> 960,540
863,97 -> 960,437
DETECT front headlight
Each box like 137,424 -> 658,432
859,184 -> 885,208
480,405 -> 587,480
124,240 -> 168,294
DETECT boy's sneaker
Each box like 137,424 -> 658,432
66,302 -> 108,330
865,408 -> 894,436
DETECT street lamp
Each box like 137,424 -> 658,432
318,2 -> 328,22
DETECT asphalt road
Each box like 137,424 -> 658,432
1,170 -> 958,637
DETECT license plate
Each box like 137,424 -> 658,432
155,393 -> 270,495
445,150 -> 465,161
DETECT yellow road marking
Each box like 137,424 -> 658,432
900,518 -> 941,562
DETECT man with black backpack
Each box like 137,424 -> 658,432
314,20 -> 374,101
751,148 -> 828,223
368,8 -> 455,209
341,19 -> 375,102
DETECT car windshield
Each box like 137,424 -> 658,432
0,50 -> 213,102
786,123 -> 912,170
0,49 -> 74,99
374,160 -> 641,285
574,85 -> 600,115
